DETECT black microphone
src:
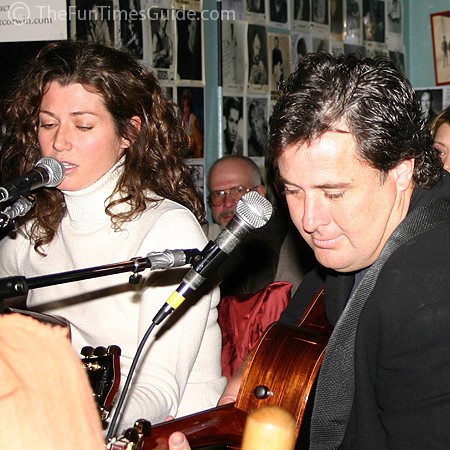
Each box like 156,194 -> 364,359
152,191 -> 273,325
0,157 -> 66,202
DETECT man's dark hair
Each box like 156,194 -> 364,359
269,52 -> 442,188
223,96 -> 243,120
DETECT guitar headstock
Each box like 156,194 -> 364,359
81,345 -> 121,423
106,419 -> 151,449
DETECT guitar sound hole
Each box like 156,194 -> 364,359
254,385 -> 271,399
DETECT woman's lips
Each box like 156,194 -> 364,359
61,162 -> 78,173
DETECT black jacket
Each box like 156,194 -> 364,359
219,205 -> 315,296
281,171 -> 450,449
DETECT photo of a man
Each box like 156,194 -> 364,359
223,96 -> 244,155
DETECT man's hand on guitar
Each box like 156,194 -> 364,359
217,378 -> 240,405
168,432 -> 191,450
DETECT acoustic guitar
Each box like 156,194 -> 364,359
140,288 -> 331,450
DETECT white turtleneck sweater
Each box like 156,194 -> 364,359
0,161 -> 226,433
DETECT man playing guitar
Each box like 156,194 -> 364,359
165,52 -> 450,450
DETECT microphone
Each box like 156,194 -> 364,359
0,196 -> 35,229
0,157 -> 66,202
152,191 -> 273,325
106,193 -> 272,439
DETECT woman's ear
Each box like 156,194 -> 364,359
121,116 -> 142,149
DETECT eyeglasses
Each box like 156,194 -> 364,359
208,185 -> 260,206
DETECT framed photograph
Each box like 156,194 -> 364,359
431,11 -> 450,85
185,159 -> 205,205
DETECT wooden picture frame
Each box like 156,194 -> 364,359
431,10 -> 450,85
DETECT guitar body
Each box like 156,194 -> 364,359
143,289 -> 330,449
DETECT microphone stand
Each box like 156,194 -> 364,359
0,258 -> 150,298
0,249 -> 202,298
0,197 -> 35,312
0,196 -> 35,231
0,249 -> 202,438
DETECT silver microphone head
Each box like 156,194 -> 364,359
214,191 -> 273,255
235,190 -> 273,229
35,157 -> 66,187
183,191 -> 274,290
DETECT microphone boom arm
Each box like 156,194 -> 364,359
0,248 -> 202,299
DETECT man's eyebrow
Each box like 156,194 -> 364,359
315,182 -> 352,189
279,176 -> 352,190
278,175 -> 295,187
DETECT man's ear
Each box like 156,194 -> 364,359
257,184 -> 267,197
121,116 -> 142,149
394,158 -> 415,192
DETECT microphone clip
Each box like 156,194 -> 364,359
145,248 -> 202,270
127,249 -> 202,285
0,196 -> 34,229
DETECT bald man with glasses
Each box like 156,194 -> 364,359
208,155 -> 267,230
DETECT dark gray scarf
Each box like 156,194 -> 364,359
310,198 -> 450,449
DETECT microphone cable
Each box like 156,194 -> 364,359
105,321 -> 157,442
105,191 -> 273,441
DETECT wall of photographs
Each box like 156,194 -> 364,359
219,0 -> 405,160
222,0 -> 405,203
1,1 -> 450,209
0,0 -> 407,205
65,0 -> 407,205
417,8 -> 450,120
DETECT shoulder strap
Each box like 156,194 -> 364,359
310,198 -> 450,449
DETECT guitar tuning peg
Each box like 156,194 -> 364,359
81,346 -> 95,357
107,345 -> 121,356
133,419 -> 151,437
93,346 -> 107,357
123,427 -> 141,444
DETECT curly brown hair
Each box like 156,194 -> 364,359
1,40 -> 205,253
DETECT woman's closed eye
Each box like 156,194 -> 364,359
39,122 -> 57,129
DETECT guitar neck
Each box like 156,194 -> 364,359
141,403 -> 247,449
